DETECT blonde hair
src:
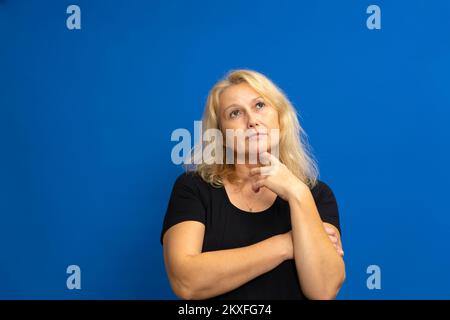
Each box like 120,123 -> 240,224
185,69 -> 319,189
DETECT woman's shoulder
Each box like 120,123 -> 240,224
174,170 -> 202,184
310,179 -> 337,202
172,170 -> 213,193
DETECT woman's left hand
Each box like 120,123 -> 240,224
249,152 -> 308,201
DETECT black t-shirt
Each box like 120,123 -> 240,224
160,171 -> 341,300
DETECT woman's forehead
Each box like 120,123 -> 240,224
220,83 -> 261,108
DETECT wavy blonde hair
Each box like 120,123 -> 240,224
185,69 -> 319,189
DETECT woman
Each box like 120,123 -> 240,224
160,69 -> 345,300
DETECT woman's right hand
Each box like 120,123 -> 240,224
323,223 -> 344,257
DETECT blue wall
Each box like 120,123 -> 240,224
1,0 -> 449,299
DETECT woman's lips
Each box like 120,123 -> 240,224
247,133 -> 268,139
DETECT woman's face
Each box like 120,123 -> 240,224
218,82 -> 280,161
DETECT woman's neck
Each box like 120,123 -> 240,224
225,161 -> 263,191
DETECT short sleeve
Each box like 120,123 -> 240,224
312,181 -> 341,235
160,173 -> 207,244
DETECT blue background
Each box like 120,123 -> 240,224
1,0 -> 449,299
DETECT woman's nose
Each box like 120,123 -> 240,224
247,112 -> 260,128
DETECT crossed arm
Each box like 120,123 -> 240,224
162,217 -> 344,300
288,185 -> 346,299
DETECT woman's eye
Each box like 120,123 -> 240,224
230,110 -> 241,118
256,102 -> 265,109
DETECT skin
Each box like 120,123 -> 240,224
163,83 -> 345,300
219,82 -> 280,164
250,152 -> 346,299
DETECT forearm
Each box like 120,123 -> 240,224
174,234 -> 288,300
289,186 -> 346,300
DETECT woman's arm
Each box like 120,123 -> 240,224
249,152 -> 346,299
288,184 -> 346,300
162,221 -> 292,300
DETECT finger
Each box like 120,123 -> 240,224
249,167 -> 270,176
259,164 -> 277,176
336,243 -> 344,255
332,244 -> 344,256
252,179 -> 264,192
324,226 -> 336,236
328,235 -> 339,243
252,177 -> 267,191
250,166 -> 274,177
251,182 -> 260,193
250,167 -> 261,176
259,152 -> 280,166
259,155 -> 281,175
326,228 -> 337,237
328,235 -> 338,244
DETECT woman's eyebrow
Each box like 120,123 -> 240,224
223,96 -> 263,112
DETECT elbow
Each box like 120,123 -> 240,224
174,285 -> 196,300
169,274 -> 203,300
321,258 -> 346,300
310,282 -> 342,300
304,285 -> 339,300
165,255 -> 200,300
305,284 -> 342,300
323,266 -> 346,300
305,265 -> 346,300
309,292 -> 337,300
